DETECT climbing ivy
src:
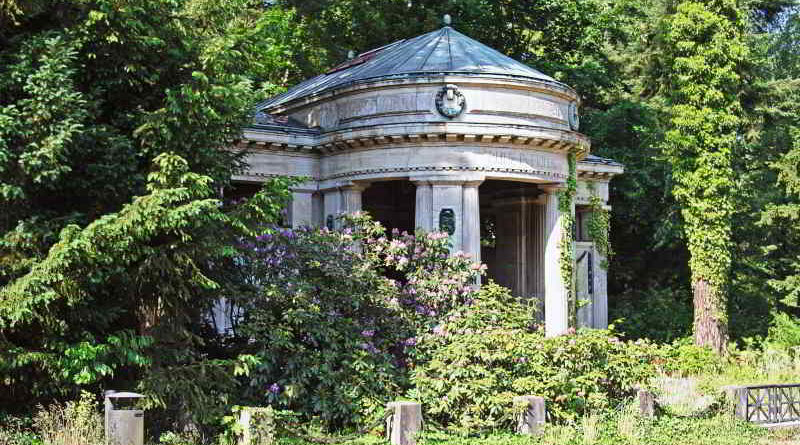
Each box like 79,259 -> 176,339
588,195 -> 612,269
558,151 -> 578,328
658,0 -> 746,353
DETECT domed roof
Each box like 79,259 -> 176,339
258,25 -> 559,111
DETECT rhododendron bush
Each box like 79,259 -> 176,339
408,283 -> 661,432
228,214 -> 482,428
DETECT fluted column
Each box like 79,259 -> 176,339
322,183 -> 368,229
593,246 -> 608,329
462,181 -> 482,264
341,184 -> 367,215
543,187 -> 569,337
414,181 -> 433,231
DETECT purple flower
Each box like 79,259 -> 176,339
360,342 -> 379,354
361,329 -> 375,338
404,337 -> 417,347
269,383 -> 281,394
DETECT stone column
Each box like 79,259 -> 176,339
322,183 -> 368,229
592,245 -> 609,329
341,183 -> 367,215
290,189 -> 314,228
543,187 -> 569,337
413,181 -> 433,231
461,181 -> 482,264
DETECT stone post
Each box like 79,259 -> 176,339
461,181 -> 482,265
413,181 -> 433,231
637,388 -> 656,418
513,395 -> 545,435
543,186 -> 569,337
386,401 -> 422,445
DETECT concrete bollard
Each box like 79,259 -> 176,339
636,389 -> 656,418
386,401 -> 422,445
513,395 -> 546,435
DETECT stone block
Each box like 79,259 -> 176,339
637,389 -> 655,418
386,401 -> 422,445
513,395 -> 546,435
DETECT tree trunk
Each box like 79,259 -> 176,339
693,278 -> 727,354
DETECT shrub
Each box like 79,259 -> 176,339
33,391 -> 103,445
657,338 -> 722,376
408,283 -> 659,433
611,287 -> 693,343
0,415 -> 37,445
232,215 -> 481,429
765,312 -> 800,350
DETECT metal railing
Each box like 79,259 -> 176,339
737,384 -> 800,424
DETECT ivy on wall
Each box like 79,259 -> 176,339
558,151 -> 578,328
588,195 -> 613,269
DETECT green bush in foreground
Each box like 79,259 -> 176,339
276,410 -> 782,445
408,283 -> 659,432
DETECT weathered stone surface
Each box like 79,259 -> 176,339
513,395 -> 546,435
386,401 -> 423,445
637,389 -> 656,418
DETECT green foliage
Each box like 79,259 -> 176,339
765,312 -> 800,350
409,283 -> 659,432
613,287 -> 693,343
658,0 -> 748,351
658,339 -> 723,377
587,195 -> 612,267
559,152 -> 578,328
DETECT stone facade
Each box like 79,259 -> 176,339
232,25 -> 623,336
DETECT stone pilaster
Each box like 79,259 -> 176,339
543,186 -> 569,337
413,181 -> 433,231
431,181 -> 464,252
323,188 -> 341,229
290,189 -> 315,228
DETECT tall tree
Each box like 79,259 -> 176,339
659,0 -> 748,353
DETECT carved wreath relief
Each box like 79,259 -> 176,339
568,101 -> 580,131
435,84 -> 465,118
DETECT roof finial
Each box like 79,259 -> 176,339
347,50 -> 355,60
443,14 -> 452,26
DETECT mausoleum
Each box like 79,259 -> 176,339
232,17 -> 623,337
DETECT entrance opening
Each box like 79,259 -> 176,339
479,180 -> 545,305
362,180 -> 416,234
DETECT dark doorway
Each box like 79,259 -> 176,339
362,180 -> 416,234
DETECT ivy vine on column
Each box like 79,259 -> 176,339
588,195 -> 613,269
558,151 -> 577,329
